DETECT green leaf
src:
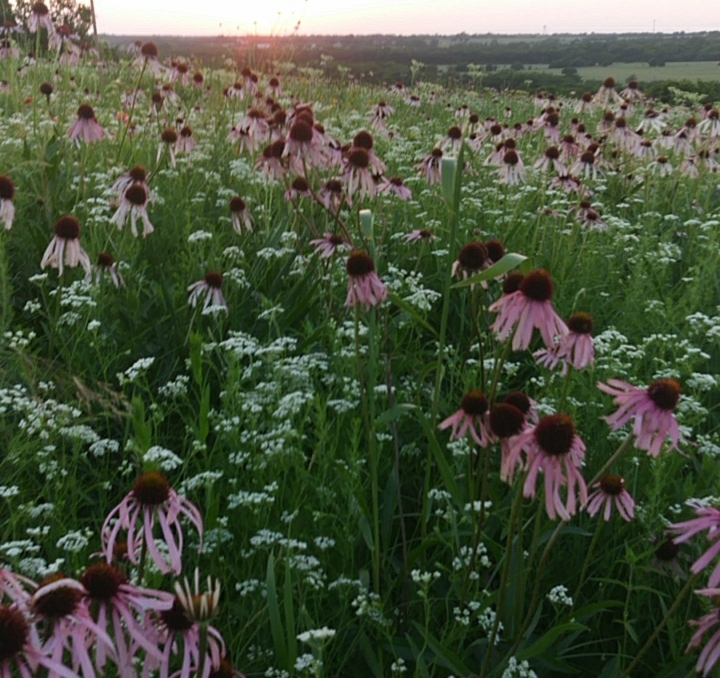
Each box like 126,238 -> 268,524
452,253 -> 528,289
441,157 -> 457,206
283,559 -> 296,668
266,553 -> 287,670
375,403 -> 417,428
358,631 -> 384,678
131,396 -> 152,455
198,384 -> 210,443
418,414 -> 463,505
387,292 -> 438,335
517,622 -> 587,661
189,332 -> 203,387
412,622 -> 472,676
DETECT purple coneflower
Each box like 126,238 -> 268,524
68,104 -> 105,143
309,232 -> 348,259
512,414 -> 588,521
188,271 -> 228,315
685,588 -> 720,676
158,128 -> 178,168
28,1 -> 55,35
316,178 -> 346,210
0,175 -> 14,230
111,184 -> 154,238
255,139 -> 286,182
489,268 -> 568,351
402,228 -> 435,244
439,390 -> 493,448
498,149 -> 525,185
489,402 -> 527,484
597,378 -> 682,457
345,249 -> 387,310
342,147 -> 376,200
416,148 -> 443,185
284,176 -> 312,202
533,146 -> 566,174
669,505 -> 720,586
378,175 -> 411,200
177,125 -> 196,154
89,252 -> 125,288
229,196 -> 251,233
586,474 -> 635,521
102,470 -> 204,576
41,215 -> 92,276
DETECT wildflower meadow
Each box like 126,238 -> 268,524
3,10 -> 720,678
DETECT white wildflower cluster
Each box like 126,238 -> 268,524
351,590 -> 389,627
297,627 -> 336,643
57,280 -> 96,310
478,605 -> 503,642
23,300 -> 42,314
3,329 -> 36,350
0,485 -> 20,498
187,230 -> 213,243
227,481 -> 279,510
179,470 -> 223,493
452,543 -> 490,576
88,438 -> 120,457
546,584 -> 573,607
59,425 -> 100,444
293,654 -> 319,674
56,529 -> 92,553
143,445 -> 183,471
235,578 -> 263,597
1,384 -> 82,439
391,658 -> 408,675
410,569 -> 441,588
289,553 -> 326,589
502,657 -> 538,678
158,374 -> 190,398
314,536 -> 335,550
385,264 -> 441,312
117,357 -> 155,386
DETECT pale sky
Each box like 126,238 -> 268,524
95,0 -> 720,35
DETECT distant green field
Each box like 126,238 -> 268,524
534,61 -> 720,82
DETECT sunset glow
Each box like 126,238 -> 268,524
96,0 -> 720,36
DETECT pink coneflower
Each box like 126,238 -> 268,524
68,103 -> 105,143
610,117 -> 637,152
192,71 -> 204,89
542,112 -> 561,143
0,175 -> 14,230
512,414 -> 588,521
439,390 -> 493,448
403,228 -> 435,244
620,79 -> 642,101
560,134 -> 580,160
111,184 -> 154,238
342,147 -> 376,200
284,176 -> 312,202
229,196 -> 251,233
188,271 -> 228,315
310,232 -> 348,258
255,139 -> 286,182
112,165 -> 151,202
443,125 -> 463,152
698,109 -> 720,138
685,588 -> 720,677
368,99 -> 394,131
81,562 -> 173,678
416,147 -> 443,185
571,150 -> 602,180
136,41 -> 164,77
316,178 -> 347,210
102,470 -> 204,576
238,108 -> 269,151
498,149 -> 526,185
668,505 -> 720,587
586,474 -> 635,521
680,156 -> 700,178
0,602 -> 76,678
28,1 -> 55,36
89,252 -> 125,288
283,120 -> 325,168
265,75 -> 282,98
560,312 -> 594,369
534,146 -> 566,174
574,91 -> 594,114
671,131 -> 692,157
596,77 -> 623,107
0,569 -> 34,603
158,128 -> 178,168
597,378 -> 682,457
146,598 -> 225,678
41,215 -> 92,277
489,268 -> 567,351
171,61 -> 190,85
635,138 -> 656,160
30,574 -> 115,678
378,175 -> 412,200
489,402 -> 527,483
351,131 -> 386,174
550,174 -> 585,194
452,241 -> 487,282
177,126 -> 196,154
345,249 -> 387,309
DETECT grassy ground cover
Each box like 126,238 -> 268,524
1,34 -> 720,678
